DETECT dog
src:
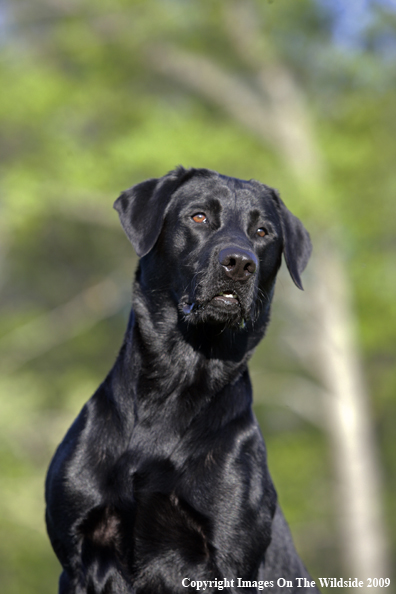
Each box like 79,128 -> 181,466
46,167 -> 319,593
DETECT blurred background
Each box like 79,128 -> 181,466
0,0 -> 395,592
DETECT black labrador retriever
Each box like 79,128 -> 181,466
46,167 -> 320,594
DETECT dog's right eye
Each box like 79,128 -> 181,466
192,213 -> 207,224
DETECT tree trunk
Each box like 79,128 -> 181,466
309,246 -> 389,587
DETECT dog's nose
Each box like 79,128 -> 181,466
218,247 -> 258,281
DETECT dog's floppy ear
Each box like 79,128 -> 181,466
271,189 -> 312,290
114,167 -> 190,257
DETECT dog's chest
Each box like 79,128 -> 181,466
125,442 -> 275,583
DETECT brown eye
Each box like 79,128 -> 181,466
192,213 -> 207,224
256,228 -> 266,237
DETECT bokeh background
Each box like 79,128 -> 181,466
1,1 -> 395,592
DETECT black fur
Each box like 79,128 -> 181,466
46,167 -> 318,593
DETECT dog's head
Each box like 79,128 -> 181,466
114,167 -> 311,329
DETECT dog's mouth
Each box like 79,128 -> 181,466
181,287 -> 246,323
182,291 -> 240,314
211,291 -> 239,306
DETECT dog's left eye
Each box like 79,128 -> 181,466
256,228 -> 266,237
192,213 -> 208,224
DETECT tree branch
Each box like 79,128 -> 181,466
0,275 -> 128,374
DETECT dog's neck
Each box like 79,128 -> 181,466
117,279 -> 273,402
105,277 -> 274,458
